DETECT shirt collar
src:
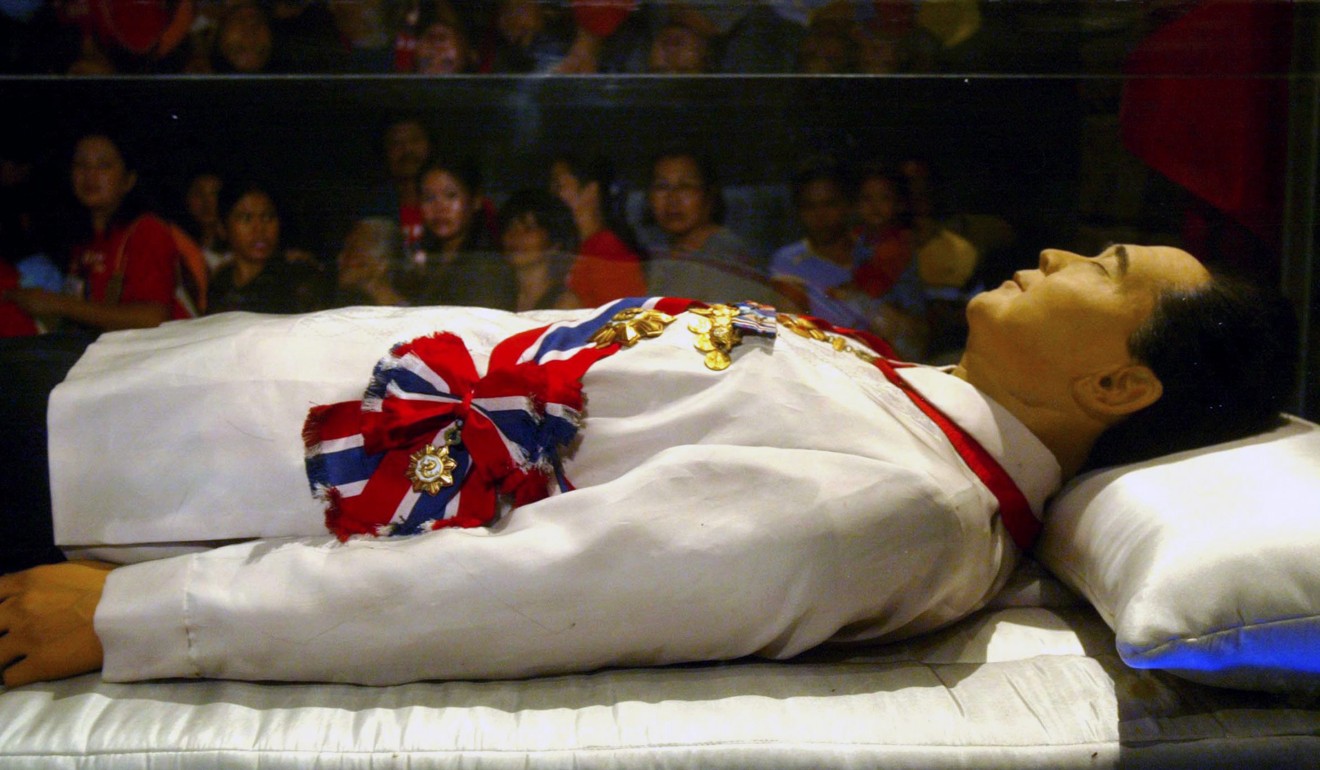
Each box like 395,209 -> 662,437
898,365 -> 1062,519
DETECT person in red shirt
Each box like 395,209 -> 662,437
548,153 -> 645,308
5,131 -> 193,332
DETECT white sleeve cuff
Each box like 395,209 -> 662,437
95,555 -> 199,682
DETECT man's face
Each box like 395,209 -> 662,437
219,3 -> 272,73
795,178 -> 851,244
648,155 -> 713,240
384,122 -> 431,181
416,23 -> 468,74
965,244 -> 1211,381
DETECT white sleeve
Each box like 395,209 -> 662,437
96,444 -> 993,685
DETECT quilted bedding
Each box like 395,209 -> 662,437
3,564 -> 1317,769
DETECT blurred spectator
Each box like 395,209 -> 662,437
57,0 -> 195,74
402,157 -> 514,309
768,157 -> 860,320
5,131 -> 199,333
645,18 -> 711,74
208,0 -> 346,74
838,161 -> 928,359
180,169 -> 228,273
0,153 -> 62,295
789,1 -> 935,74
329,0 -> 395,72
334,216 -> 409,306
548,153 -> 645,308
497,188 -> 576,311
395,0 -> 475,74
210,0 -> 272,72
624,2 -> 801,74
557,0 -> 636,73
359,116 -> 431,263
641,147 -> 778,304
0,178 -> 54,336
207,179 -> 329,314
489,0 -> 574,74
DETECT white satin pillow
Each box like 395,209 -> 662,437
1037,415 -> 1320,693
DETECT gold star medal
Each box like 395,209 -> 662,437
406,443 -> 458,495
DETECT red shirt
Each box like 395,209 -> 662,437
566,229 -> 646,307
72,213 -> 194,320
0,260 -> 38,337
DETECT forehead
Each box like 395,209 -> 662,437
653,155 -> 702,179
75,136 -> 122,160
386,122 -> 427,143
1110,244 -> 1210,293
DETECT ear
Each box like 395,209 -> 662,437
1072,363 -> 1163,421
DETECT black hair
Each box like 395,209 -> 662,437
64,129 -> 156,247
497,188 -> 578,255
551,152 -> 639,250
854,160 -> 914,229
419,156 -> 482,198
789,155 -> 856,207
1084,272 -> 1299,470
217,178 -> 280,222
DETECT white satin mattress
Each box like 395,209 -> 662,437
2,563 -> 1317,769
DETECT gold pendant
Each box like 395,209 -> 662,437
407,443 -> 458,495
590,308 -> 676,348
688,304 -> 743,371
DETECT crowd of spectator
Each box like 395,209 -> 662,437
1,113 -> 1005,362
2,1 -> 1010,77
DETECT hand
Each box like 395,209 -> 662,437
4,287 -> 69,318
0,561 -> 112,687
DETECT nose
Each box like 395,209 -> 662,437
1038,248 -> 1082,273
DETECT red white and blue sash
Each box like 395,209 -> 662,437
797,316 -> 1041,551
304,300 -> 1038,551
304,297 -> 696,540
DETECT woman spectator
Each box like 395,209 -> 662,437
402,158 -> 514,309
206,180 -> 328,315
548,153 -> 645,308
489,0 -> 575,73
838,161 -> 928,359
5,131 -> 196,333
497,188 -> 576,311
396,1 -> 475,75
641,146 -> 775,304
181,169 -> 228,273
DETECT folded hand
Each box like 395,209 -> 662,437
0,561 -> 112,688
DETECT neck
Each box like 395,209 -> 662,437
951,356 -> 1104,480
808,231 -> 854,267
232,257 -> 266,287
514,260 -> 553,310
91,209 -> 116,235
396,179 -> 419,207
672,222 -> 719,253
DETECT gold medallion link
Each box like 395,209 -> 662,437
590,308 -> 677,348
688,304 -> 743,371
778,313 -> 878,364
